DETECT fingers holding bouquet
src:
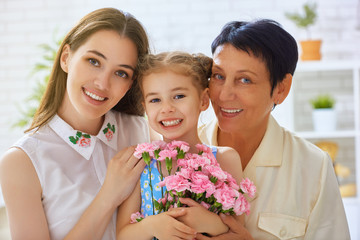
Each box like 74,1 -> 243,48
149,209 -> 197,240
103,146 -> 146,206
131,140 -> 256,237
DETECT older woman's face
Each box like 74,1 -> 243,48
209,44 -> 276,134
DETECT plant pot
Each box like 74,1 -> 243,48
300,40 -> 322,61
312,108 -> 336,132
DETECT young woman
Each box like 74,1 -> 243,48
197,19 -> 350,240
116,52 -> 247,240
0,8 -> 150,240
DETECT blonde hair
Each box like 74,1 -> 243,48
27,8 -> 149,133
138,51 -> 212,100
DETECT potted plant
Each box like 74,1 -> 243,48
310,94 -> 336,132
12,33 -> 62,129
285,2 -> 322,61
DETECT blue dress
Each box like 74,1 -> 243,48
140,146 -> 218,217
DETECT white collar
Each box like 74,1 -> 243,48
49,111 -> 118,160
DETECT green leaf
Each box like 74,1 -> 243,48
13,32 -> 63,130
76,131 -> 82,138
142,152 -> 151,165
69,136 -> 78,144
166,157 -> 172,174
310,94 -> 335,108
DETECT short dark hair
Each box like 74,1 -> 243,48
211,19 -> 298,95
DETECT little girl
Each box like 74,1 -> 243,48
116,52 -> 244,240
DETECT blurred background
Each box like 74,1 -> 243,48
1,0 -> 360,239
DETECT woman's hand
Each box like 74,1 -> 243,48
148,209 -> 197,240
174,198 -> 229,236
102,146 -> 146,208
195,213 -> 254,240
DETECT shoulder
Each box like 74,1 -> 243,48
115,111 -> 148,129
0,147 -> 40,193
114,111 -> 150,144
215,146 -> 243,182
216,146 -> 241,164
283,128 -> 329,162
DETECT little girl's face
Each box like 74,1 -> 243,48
142,70 -> 209,143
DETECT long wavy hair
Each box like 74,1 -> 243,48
26,8 -> 149,133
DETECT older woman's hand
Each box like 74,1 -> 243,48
195,213 -> 254,240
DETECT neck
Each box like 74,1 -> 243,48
58,101 -> 104,136
218,120 -> 268,169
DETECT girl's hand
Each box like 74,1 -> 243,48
148,208 -> 197,240
101,146 -> 146,208
173,198 -> 229,236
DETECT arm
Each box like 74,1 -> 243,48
0,146 -> 146,240
116,181 -> 197,240
64,146 -> 146,239
0,148 -> 51,240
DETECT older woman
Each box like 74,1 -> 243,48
198,19 -> 350,239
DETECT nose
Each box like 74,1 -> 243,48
94,70 -> 111,90
161,100 -> 175,114
218,81 -> 236,101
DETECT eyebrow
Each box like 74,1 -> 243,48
87,50 -> 135,71
212,64 -> 258,76
144,86 -> 189,99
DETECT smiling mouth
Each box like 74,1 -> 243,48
84,89 -> 106,101
220,108 -> 243,113
161,119 -> 182,126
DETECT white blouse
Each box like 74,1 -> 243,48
13,110 -> 150,240
199,115 -> 350,240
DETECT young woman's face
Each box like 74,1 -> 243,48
60,30 -> 138,120
142,70 -> 209,143
209,44 -> 276,134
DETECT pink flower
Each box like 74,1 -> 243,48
130,212 -> 144,223
177,168 -> 194,180
134,143 -> 155,159
234,194 -> 251,215
204,165 -> 228,182
190,171 -> 215,196
240,178 -> 256,198
152,140 -> 167,150
158,150 -> 178,161
195,144 -> 212,154
186,154 -> 211,169
163,175 -> 190,192
214,184 -> 239,210
168,140 -> 190,153
225,172 -> 240,191
105,130 -> 113,141
201,152 -> 219,166
79,136 -> 91,147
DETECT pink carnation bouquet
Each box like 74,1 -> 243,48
130,140 -> 256,223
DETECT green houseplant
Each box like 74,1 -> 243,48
310,94 -> 335,109
310,94 -> 337,132
13,34 -> 62,129
285,3 -> 322,61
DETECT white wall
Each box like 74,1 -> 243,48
1,0 -> 360,204
1,0 -> 360,154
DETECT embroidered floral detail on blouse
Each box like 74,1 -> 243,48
69,131 -> 91,148
103,123 -> 115,141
